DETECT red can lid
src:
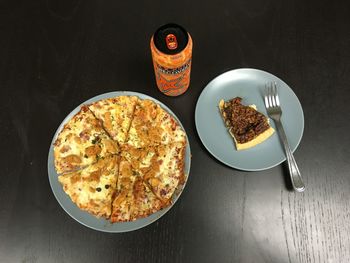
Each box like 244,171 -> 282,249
153,23 -> 189,55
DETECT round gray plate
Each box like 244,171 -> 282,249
48,91 -> 191,232
195,68 -> 304,171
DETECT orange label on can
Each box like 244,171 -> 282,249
150,34 -> 193,96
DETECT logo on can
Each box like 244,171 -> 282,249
150,23 -> 193,96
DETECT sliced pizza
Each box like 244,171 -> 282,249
110,158 -> 166,222
143,143 -> 186,202
131,176 -> 168,220
126,99 -> 186,148
120,143 -> 186,202
219,97 -> 274,150
58,155 -> 119,218
54,96 -> 188,222
154,105 -> 187,145
88,96 -> 139,144
54,106 -> 119,174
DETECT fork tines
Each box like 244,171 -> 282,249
265,82 -> 280,108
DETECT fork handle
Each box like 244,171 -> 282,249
275,120 -> 305,192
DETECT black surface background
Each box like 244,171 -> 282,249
1,0 -> 350,262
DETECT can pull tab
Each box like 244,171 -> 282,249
166,34 -> 178,50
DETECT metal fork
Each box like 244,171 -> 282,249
265,82 -> 305,192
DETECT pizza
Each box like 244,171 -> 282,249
54,106 -> 119,174
110,158 -> 166,222
120,143 -> 185,202
126,99 -> 186,148
58,155 -> 119,218
143,143 -> 186,201
88,96 -> 138,144
53,96 -> 187,223
219,97 -> 274,150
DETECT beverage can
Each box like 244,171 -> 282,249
150,23 -> 193,96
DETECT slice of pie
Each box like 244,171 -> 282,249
58,155 -> 119,218
54,106 -> 119,174
219,97 -> 274,150
88,96 -> 139,144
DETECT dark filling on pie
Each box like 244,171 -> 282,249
223,97 -> 270,144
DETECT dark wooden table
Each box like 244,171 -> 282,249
1,0 -> 350,262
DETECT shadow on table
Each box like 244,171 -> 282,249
281,162 -> 294,191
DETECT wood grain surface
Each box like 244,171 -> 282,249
1,0 -> 350,262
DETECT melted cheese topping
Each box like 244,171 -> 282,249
110,159 -> 164,222
140,151 -> 155,168
119,144 -> 184,201
126,100 -> 186,148
58,156 -> 118,218
126,126 -> 143,148
54,107 -> 119,174
152,143 -> 185,200
89,96 -> 138,144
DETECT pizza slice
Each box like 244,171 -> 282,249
120,143 -> 186,202
131,176 -> 169,220
126,99 -> 186,148
155,105 -> 187,145
219,97 -> 274,150
54,106 -> 119,174
58,155 -> 119,218
143,143 -> 186,202
110,158 -> 166,222
88,96 -> 139,144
